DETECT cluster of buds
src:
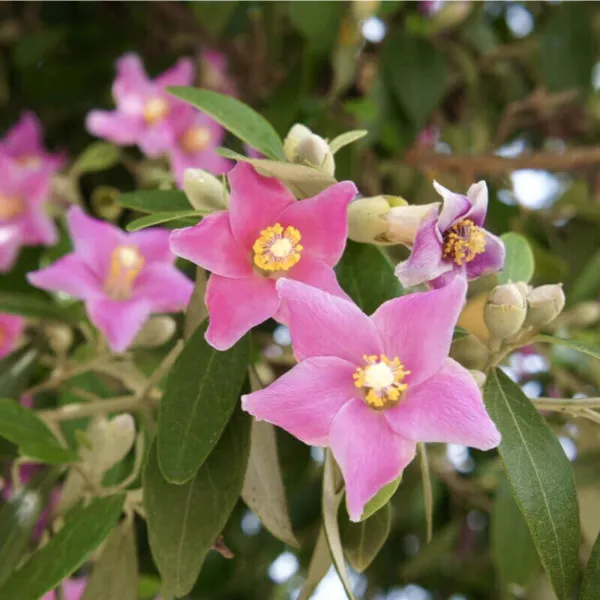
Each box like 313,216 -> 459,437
283,124 -> 335,177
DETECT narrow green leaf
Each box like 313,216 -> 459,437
125,210 -> 204,232
298,529 -> 331,600
157,321 -> 250,484
145,407 -> 250,598
242,420 -> 299,547
118,190 -> 191,213
568,249 -> 600,305
336,241 -> 402,314
168,87 -> 285,160
581,531 -> 600,600
329,130 -> 368,154
536,334 -> 600,363
0,495 -> 124,600
0,293 -> 83,324
498,233 -> 535,284
72,142 -> 120,175
419,443 -> 433,543
484,369 -> 580,599
0,398 -> 78,464
452,327 -> 470,341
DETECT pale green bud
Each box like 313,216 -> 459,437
132,315 -> 176,349
348,196 -> 391,244
385,202 -> 439,245
561,301 -> 600,328
183,168 -> 228,211
283,124 -> 313,162
44,323 -> 73,354
484,283 -> 527,340
524,284 -> 566,327
469,370 -> 487,390
295,134 -> 335,176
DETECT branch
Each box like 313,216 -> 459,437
532,397 -> 600,411
38,395 -> 159,422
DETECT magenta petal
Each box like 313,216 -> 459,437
154,57 -> 194,87
386,358 -> 501,450
112,53 -> 150,109
85,110 -> 142,146
3,112 -> 41,156
20,207 -> 57,247
129,228 -> 173,264
464,181 -> 488,227
205,273 -> 279,350
330,398 -> 417,521
276,279 -> 382,364
170,212 -> 252,278
228,163 -> 296,249
0,314 -> 25,359
0,225 -> 21,273
434,181 -> 472,231
133,264 -> 193,312
137,119 -> 176,158
278,181 -> 356,266
395,208 -> 452,288
287,257 -> 350,300
87,297 -> 151,353
466,231 -> 505,280
169,148 -> 231,188
372,276 -> 467,386
242,357 -> 356,446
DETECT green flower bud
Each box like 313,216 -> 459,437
524,284 -> 566,327
484,283 -> 527,340
44,323 -> 73,354
347,196 -> 391,244
283,124 -> 313,162
561,301 -> 600,328
132,315 -> 176,349
469,370 -> 486,389
183,168 -> 228,211
385,202 -> 439,245
295,134 -> 335,176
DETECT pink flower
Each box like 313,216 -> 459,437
200,49 -> 237,96
0,112 -> 65,172
0,156 -> 56,272
395,181 -> 505,289
166,105 -> 231,188
86,53 -> 194,158
42,579 -> 86,600
0,313 -> 24,358
242,277 -> 501,521
28,207 -> 193,352
170,163 -> 357,350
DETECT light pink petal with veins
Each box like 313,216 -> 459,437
133,263 -> 193,312
129,228 -> 174,264
85,110 -> 143,146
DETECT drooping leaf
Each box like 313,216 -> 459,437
288,1 -> 344,55
125,210 -> 204,232
242,420 -> 299,547
498,233 -> 535,284
0,495 -> 124,600
0,293 -> 83,324
71,141 -> 121,175
168,87 -> 285,160
157,321 -> 250,484
298,529 -> 331,600
336,241 -> 402,314
484,369 -> 580,600
118,190 -> 191,213
536,335 -> 600,363
329,130 -> 368,154
581,531 -> 600,600
145,407 -> 250,598
360,476 -> 401,521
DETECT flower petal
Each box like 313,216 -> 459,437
465,180 -> 488,227
20,204 -> 57,247
394,208 -> 452,288
228,163 -> 296,250
276,278 -> 382,364
112,53 -> 150,110
205,273 -> 279,350
133,264 -> 193,312
170,212 -> 253,278
154,57 -> 194,87
242,357 -> 356,446
466,230 -> 505,280
287,257 -> 350,300
278,181 -> 356,265
0,314 -> 25,359
137,119 -> 177,158
434,181 -> 472,231
371,276 -> 467,386
0,225 -> 20,273
330,398 -> 417,521
2,112 -> 41,156
129,228 -> 174,264
169,147 -> 231,188
85,110 -> 143,146
385,358 -> 501,450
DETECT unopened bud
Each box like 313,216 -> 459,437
348,196 -> 391,244
183,168 -> 228,211
132,316 -> 176,349
385,202 -> 439,245
44,323 -> 73,354
524,284 -> 565,327
283,124 -> 313,162
449,335 -> 489,370
561,301 -> 600,328
295,134 -> 335,176
469,370 -> 486,390
484,283 -> 527,339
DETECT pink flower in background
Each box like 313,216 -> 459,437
396,181 -> 505,289
28,207 -> 192,352
200,49 -> 237,97
170,163 -> 357,350
42,579 -> 87,600
242,277 -> 501,521
0,313 -> 24,358
0,112 -> 65,173
0,156 -> 56,272
86,53 -> 194,158
166,105 -> 231,188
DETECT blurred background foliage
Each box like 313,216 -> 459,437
2,1 -> 600,599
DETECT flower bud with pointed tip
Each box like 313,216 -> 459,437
283,124 -> 313,162
524,284 -> 565,327
385,202 -> 440,246
348,196 -> 392,244
484,283 -> 527,340
183,168 -> 228,211
132,315 -> 176,349
295,134 -> 335,176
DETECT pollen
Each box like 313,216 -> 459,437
0,193 -> 24,221
143,96 -> 170,125
442,219 -> 486,266
353,354 -> 410,410
253,223 -> 303,272
104,245 -> 145,301
180,126 -> 212,153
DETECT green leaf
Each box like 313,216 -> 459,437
145,407 -> 250,598
288,1 -> 344,55
452,327 -> 470,341
581,531 -> 600,600
492,474 -> 540,590
0,348 -> 38,400
157,321 -> 250,484
81,520 -> 138,600
384,33 -> 447,129
168,87 -> 285,160
0,398 -> 78,464
498,232 -> 535,284
190,1 -> 238,35
125,210 -> 204,232
329,130 -> 368,154
241,420 -> 299,547
118,190 -> 191,213
568,249 -> 600,304
298,529 -> 331,600
0,292 -> 83,324
341,501 -> 391,572
0,495 -> 124,600
484,369 -> 580,600
322,451 -> 356,600
536,335 -> 600,363
71,142 -> 121,175
336,241 -> 402,314
360,476 -> 401,521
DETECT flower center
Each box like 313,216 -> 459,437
253,223 -> 303,272
442,219 -> 486,266
104,245 -> 145,301
17,155 -> 42,168
180,126 -> 212,153
353,354 -> 410,410
0,193 -> 24,221
142,96 -> 170,125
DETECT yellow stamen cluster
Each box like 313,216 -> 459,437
104,245 -> 145,301
180,126 -> 212,153
442,219 -> 486,266
0,193 -> 24,221
353,354 -> 410,410
253,223 -> 303,272
143,97 -> 170,125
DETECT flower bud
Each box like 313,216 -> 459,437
561,301 -> 600,328
295,134 -> 335,176
183,168 -> 228,211
347,196 -> 391,244
132,316 -> 176,349
484,283 -> 527,340
283,124 -> 313,162
385,202 -> 439,245
524,284 -> 565,327
469,370 -> 487,390
44,323 -> 73,354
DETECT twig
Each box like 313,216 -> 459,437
532,397 -> 600,411
38,395 -> 158,422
